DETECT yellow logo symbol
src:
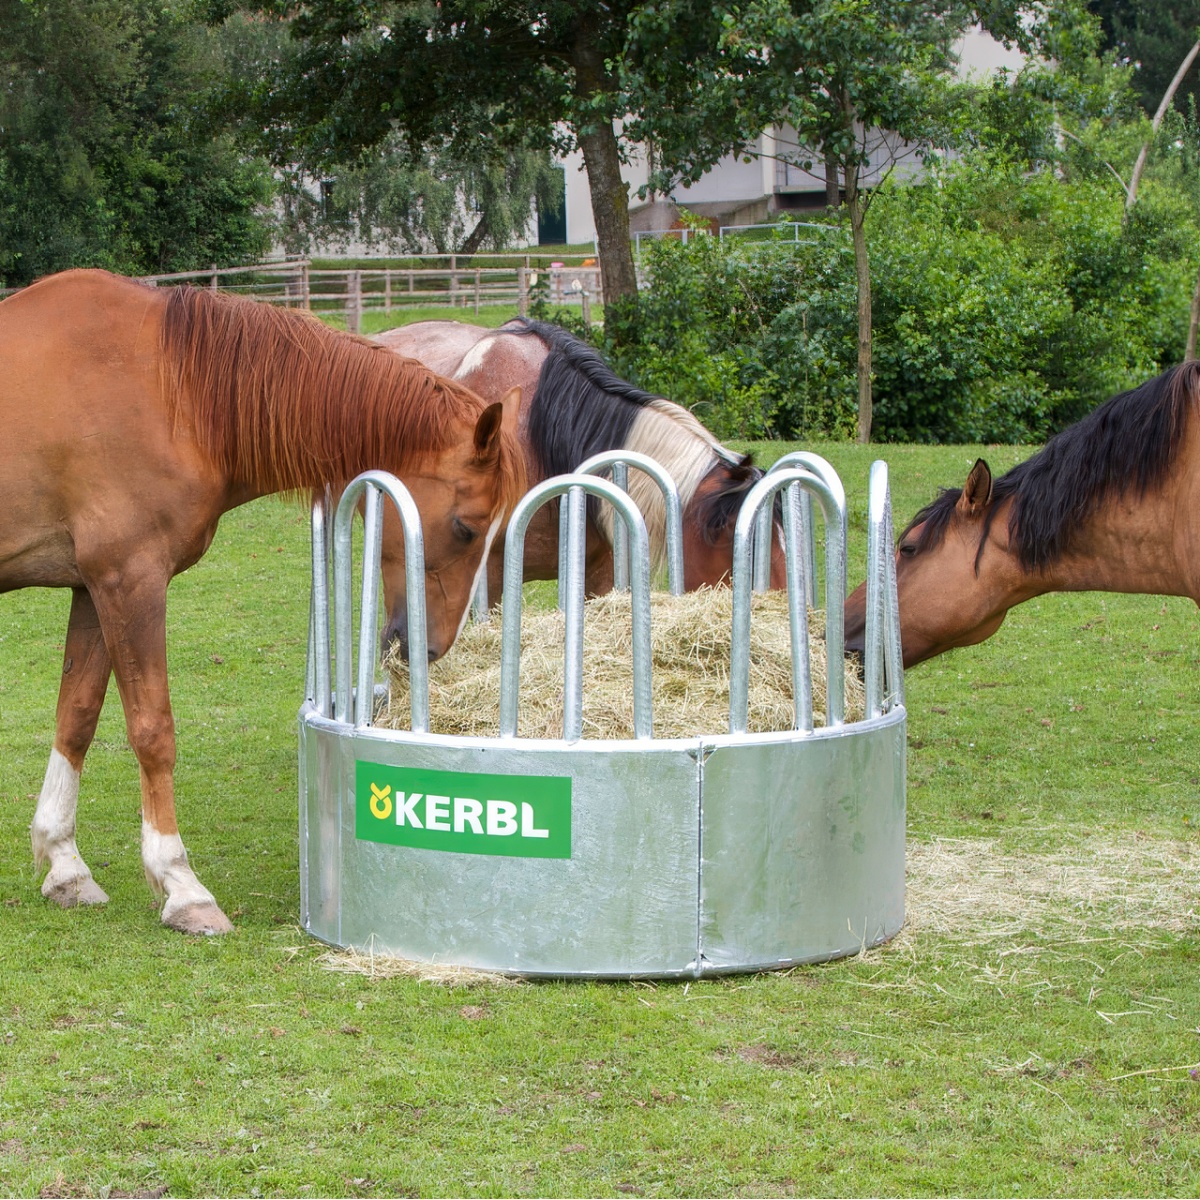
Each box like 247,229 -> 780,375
369,782 -> 393,820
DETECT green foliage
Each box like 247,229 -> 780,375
0,0 -> 273,286
1090,0 -> 1200,117
610,154 -> 1197,442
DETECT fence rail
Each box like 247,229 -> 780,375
0,256 -> 605,329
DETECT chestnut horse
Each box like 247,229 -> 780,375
377,318 -> 785,596
2,269 -> 524,935
845,362 -> 1200,667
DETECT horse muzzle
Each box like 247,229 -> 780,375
381,610 -> 445,664
843,584 -> 867,660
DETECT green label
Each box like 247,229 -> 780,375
355,761 -> 571,859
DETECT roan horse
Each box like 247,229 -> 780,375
845,362 -> 1200,667
2,269 -> 525,935
377,318 -> 786,596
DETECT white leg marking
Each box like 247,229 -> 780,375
31,749 -> 109,906
142,821 -> 232,934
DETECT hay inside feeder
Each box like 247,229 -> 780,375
379,586 -> 865,740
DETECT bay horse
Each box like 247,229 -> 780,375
2,269 -> 524,935
376,318 -> 786,597
845,362 -> 1200,667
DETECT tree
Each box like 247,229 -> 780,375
0,0 -> 273,286
712,0 -> 982,441
272,139 -> 562,258
221,1 -> 766,308
1090,0 -> 1200,116
712,0 -> 1097,442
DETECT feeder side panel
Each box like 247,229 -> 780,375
302,721 -> 704,977
698,709 -> 907,971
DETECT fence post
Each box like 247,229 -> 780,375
518,266 -> 528,316
210,264 -> 219,290
384,269 -> 392,312
346,269 -> 362,334
474,268 -> 481,315
302,263 -> 310,309
581,288 -> 591,326
450,254 -> 457,307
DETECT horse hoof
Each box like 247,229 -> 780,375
163,903 -> 234,936
43,875 -> 109,908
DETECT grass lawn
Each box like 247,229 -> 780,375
2,430 -> 1199,1196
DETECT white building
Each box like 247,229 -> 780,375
557,25 -> 1027,245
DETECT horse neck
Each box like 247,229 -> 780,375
1042,498 -> 1195,598
163,287 -> 471,497
991,490 -> 1193,602
601,404 -> 718,566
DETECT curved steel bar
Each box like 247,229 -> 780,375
760,452 -> 847,602
562,483 -> 588,738
781,487 -> 813,731
572,449 -> 686,597
307,491 -> 332,717
611,461 -> 630,592
866,460 -> 906,716
731,468 -> 847,733
333,471 -> 428,732
501,474 -> 653,741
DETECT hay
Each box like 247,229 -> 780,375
903,833 -> 1200,945
379,586 -> 865,740
316,945 -> 523,988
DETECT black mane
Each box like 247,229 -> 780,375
507,318 -> 763,543
904,362 -> 1197,573
508,317 -> 663,477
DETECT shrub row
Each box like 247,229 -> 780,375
600,155 -> 1199,443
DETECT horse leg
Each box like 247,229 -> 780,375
31,588 -> 112,907
85,570 -> 232,935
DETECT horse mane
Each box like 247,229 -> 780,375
904,363 -> 1198,573
160,286 -> 522,507
507,317 -> 762,551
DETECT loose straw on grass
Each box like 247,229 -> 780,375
379,586 -> 865,740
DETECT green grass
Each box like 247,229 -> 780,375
2,445 -> 1200,1197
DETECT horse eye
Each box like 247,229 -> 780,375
453,518 -> 478,545
898,542 -> 917,558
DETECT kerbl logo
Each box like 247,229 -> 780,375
355,761 -> 571,859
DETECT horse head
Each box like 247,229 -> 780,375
845,458 -> 1021,669
380,385 -> 525,662
683,455 -> 787,590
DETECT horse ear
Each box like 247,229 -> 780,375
473,402 -> 505,464
499,385 -> 522,431
956,459 -> 993,517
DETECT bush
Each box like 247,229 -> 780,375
606,154 -> 1198,442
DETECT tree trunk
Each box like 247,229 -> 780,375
457,215 -> 487,257
570,32 -> 638,307
825,147 -> 840,210
1126,40 -> 1200,212
844,155 -> 873,443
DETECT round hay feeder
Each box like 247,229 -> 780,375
298,457 -> 906,978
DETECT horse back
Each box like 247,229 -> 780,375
0,270 -> 227,591
375,320 -> 545,448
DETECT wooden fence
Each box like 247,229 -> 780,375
132,256 -> 605,331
